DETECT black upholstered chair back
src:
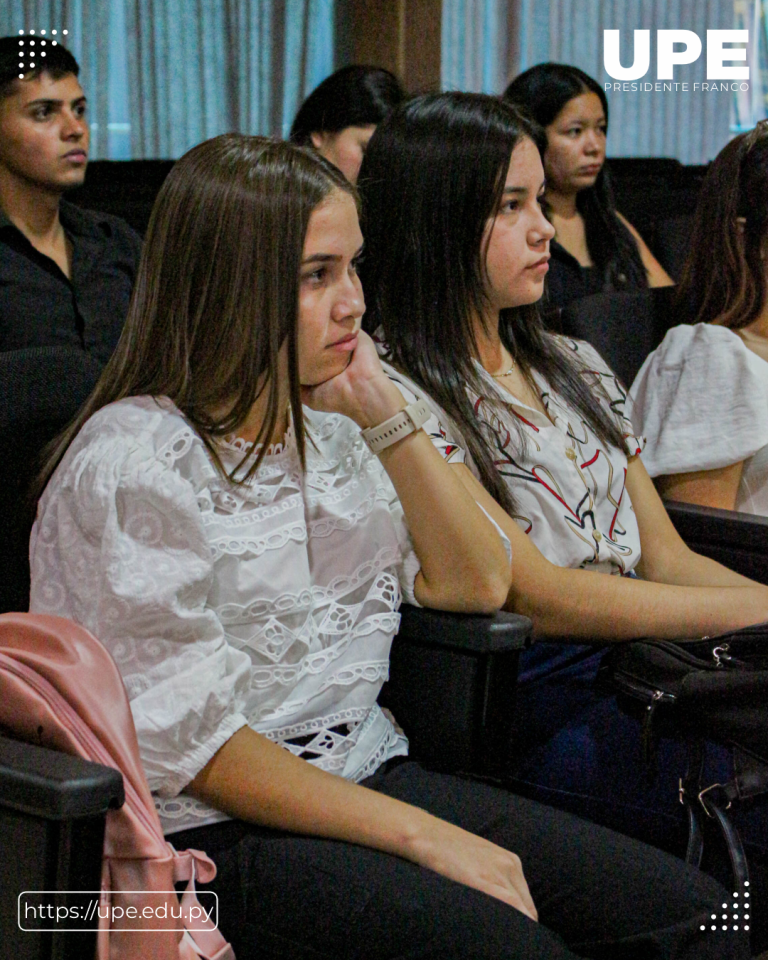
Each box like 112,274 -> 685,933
0,347 -> 103,613
554,285 -> 677,388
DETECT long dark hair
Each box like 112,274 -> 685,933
675,121 -> 768,329
504,62 -> 646,291
358,92 -> 628,514
290,65 -> 405,144
35,134 -> 355,500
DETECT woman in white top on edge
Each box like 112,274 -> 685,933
29,134 -> 743,960
631,121 -> 768,515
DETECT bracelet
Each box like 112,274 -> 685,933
361,399 -> 431,454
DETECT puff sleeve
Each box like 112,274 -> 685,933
629,324 -> 768,477
29,434 -> 251,797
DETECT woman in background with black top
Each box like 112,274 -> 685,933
290,65 -> 405,183
504,63 -> 672,310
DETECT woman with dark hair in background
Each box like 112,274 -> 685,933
504,63 -> 672,310
27,131 -> 740,960
290,64 -> 405,182
631,122 -> 768,516
357,92 -> 768,880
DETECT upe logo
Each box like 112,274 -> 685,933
604,30 -> 748,80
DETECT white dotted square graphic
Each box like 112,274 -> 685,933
704,884 -> 752,936
15,28 -> 68,75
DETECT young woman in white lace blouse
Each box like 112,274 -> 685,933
29,134 -> 743,959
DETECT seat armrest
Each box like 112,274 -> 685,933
382,607 -> 533,779
397,605 -> 533,653
0,736 -> 124,956
0,734 -> 124,819
665,500 -> 768,585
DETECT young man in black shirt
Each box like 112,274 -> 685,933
0,35 -> 141,364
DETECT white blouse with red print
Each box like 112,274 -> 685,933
379,337 -> 645,575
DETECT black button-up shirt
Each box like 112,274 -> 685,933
0,199 -> 142,364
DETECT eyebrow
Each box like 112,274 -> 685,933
25,96 -> 87,109
502,182 -> 547,195
301,244 -> 364,266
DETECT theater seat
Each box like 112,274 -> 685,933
554,286 -> 676,387
0,736 -> 123,960
0,608 -> 532,956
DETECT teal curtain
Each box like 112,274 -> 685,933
1,1 -> 335,159
441,0 -> 506,93
125,0 -> 335,158
733,0 -> 768,131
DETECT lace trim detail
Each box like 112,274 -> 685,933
213,547 -> 401,622
249,609 -> 399,693
202,491 -> 304,527
155,429 -> 197,468
312,414 -> 345,441
309,486 -> 393,539
155,793 -> 230,822
259,707 -> 370,741
255,661 -> 390,723
351,723 -> 407,784
219,421 -> 295,458
256,660 -> 391,723
208,522 -> 307,561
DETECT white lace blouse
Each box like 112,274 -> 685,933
29,396 -> 423,834
381,337 -> 645,575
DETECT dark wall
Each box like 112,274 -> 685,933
68,157 -> 708,280
608,158 -> 708,281
67,161 -> 175,236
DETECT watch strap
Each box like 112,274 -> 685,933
361,399 -> 431,454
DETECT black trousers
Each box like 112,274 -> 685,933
171,761 -> 749,960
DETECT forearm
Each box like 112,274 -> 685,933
510,565 -> 768,640
451,461 -> 768,639
637,539 -> 761,588
378,427 -> 510,612
188,726 -> 538,919
188,726 -> 430,852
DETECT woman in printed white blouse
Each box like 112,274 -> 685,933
28,134 -> 739,959
357,94 -> 768,871
358,93 -> 768,640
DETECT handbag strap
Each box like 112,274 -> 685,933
678,744 -> 768,891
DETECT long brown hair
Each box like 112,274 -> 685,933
675,121 -> 768,329
359,93 -> 628,514
34,134 -> 355,500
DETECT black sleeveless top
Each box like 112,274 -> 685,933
543,217 -> 648,312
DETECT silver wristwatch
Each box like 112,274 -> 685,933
361,399 -> 431,454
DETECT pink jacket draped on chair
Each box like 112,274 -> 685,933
0,612 -> 234,960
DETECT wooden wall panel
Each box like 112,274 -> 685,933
336,0 -> 443,93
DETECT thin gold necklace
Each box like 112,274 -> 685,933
491,353 -> 516,378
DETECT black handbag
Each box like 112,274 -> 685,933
603,622 -> 768,889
